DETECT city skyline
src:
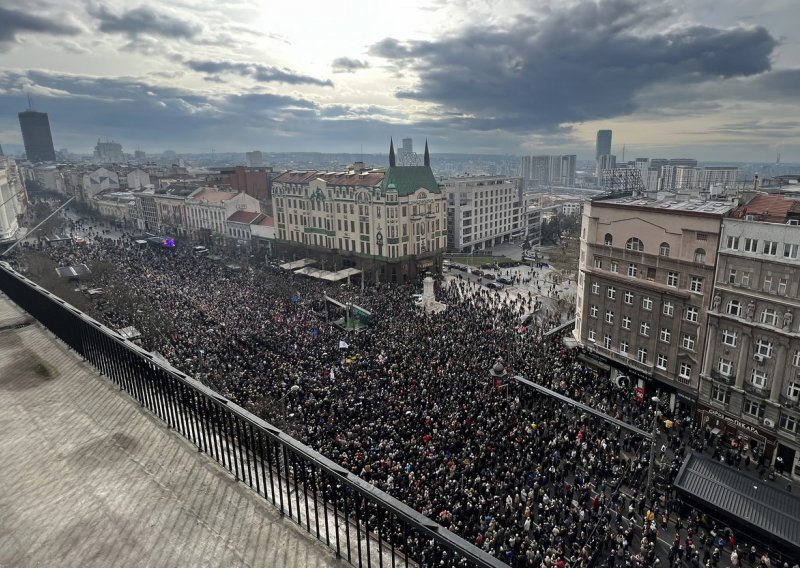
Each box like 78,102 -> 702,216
1,0 -> 800,161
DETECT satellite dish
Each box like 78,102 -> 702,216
615,375 -> 630,389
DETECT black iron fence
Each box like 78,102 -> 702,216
0,262 -> 505,568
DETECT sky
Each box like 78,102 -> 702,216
1,0 -> 799,162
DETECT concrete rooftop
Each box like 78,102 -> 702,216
0,293 -> 345,568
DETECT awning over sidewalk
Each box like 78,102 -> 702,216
674,452 -> 800,559
294,266 -> 362,282
279,258 -> 317,271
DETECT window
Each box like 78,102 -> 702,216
728,268 -> 737,284
727,300 -> 741,317
744,399 -> 765,419
751,368 -> 768,389
659,242 -> 670,256
619,341 -> 629,355
712,384 -> 731,404
784,244 -> 799,259
667,271 -> 679,287
589,305 -> 598,318
656,354 -> 668,370
591,281 -> 600,294
727,236 -> 739,250
603,334 -> 612,349
624,291 -> 634,304
762,240 -> 778,255
610,261 -> 619,273
588,329 -> 596,342
718,358 -> 733,376
637,348 -> 648,364
642,296 -> 653,311
682,334 -> 696,350
696,232 -> 707,241
744,238 -> 758,253
640,321 -> 650,336
756,340 -> 773,358
777,278 -> 787,295
793,350 -> 800,367
604,233 -> 613,246
685,307 -> 699,323
741,272 -> 751,287
762,275 -> 772,292
780,413 -> 797,433
621,316 -> 631,330
689,276 -> 703,293
722,330 -> 738,347
594,257 -> 602,268
694,248 -> 706,263
760,308 -> 778,326
663,301 -> 674,317
659,328 -> 671,343
679,362 -> 692,380
607,286 -> 616,300
626,237 -> 644,252
646,267 -> 656,281
605,310 -> 615,324
628,263 -> 637,277
786,382 -> 800,401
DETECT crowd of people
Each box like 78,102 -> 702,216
16,228 -> 797,568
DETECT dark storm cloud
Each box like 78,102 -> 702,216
186,59 -> 333,87
331,57 -> 370,73
87,3 -> 201,39
369,0 -> 778,132
0,6 -> 80,50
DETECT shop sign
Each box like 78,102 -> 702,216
704,408 -> 762,436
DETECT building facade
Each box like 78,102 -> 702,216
699,194 -> 800,478
186,188 -> 260,243
444,175 -> 523,252
0,158 -> 27,242
18,110 -> 56,163
575,194 -> 732,415
272,142 -> 446,284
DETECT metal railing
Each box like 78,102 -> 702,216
0,262 -> 505,568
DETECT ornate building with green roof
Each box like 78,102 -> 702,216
270,140 -> 446,284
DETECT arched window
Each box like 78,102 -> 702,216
694,248 -> 706,263
604,233 -> 613,246
659,242 -> 670,257
626,237 -> 644,252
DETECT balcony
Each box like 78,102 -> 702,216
710,369 -> 735,386
743,382 -> 769,398
779,393 -> 800,409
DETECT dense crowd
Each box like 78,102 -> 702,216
18,231 -> 796,568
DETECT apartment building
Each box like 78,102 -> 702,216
444,175 -> 523,252
575,194 -> 733,415
700,194 -> 800,478
272,142 -> 446,284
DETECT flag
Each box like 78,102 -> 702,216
339,340 -> 349,349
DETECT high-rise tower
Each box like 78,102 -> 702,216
18,103 -> 56,162
595,130 -> 612,160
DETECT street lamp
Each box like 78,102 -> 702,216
645,396 -> 661,505
489,357 -> 509,398
279,385 -> 302,417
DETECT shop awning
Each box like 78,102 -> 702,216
577,353 -> 611,372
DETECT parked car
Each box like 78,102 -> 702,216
496,276 -> 514,285
486,282 -> 504,290
483,272 -> 496,280
472,269 -> 484,277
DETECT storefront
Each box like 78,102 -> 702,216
696,404 -> 776,463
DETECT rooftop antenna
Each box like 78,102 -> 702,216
27,94 -> 34,110
777,152 -> 781,164
621,144 -> 625,163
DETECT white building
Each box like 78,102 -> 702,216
226,210 -> 264,246
33,165 -> 66,194
186,188 -> 260,242
444,175 -> 523,252
93,192 -> 137,222
126,168 -> 151,190
0,158 -> 26,242
82,167 -> 120,200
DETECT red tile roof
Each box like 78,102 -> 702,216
190,188 -> 239,203
256,215 -> 274,227
734,194 -> 799,223
318,171 -> 385,186
273,171 -> 318,183
226,211 -> 263,224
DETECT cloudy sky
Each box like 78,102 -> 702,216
1,0 -> 799,161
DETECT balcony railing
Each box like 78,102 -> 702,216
744,382 -> 770,399
0,262 -> 504,568
779,393 -> 800,408
710,369 -> 736,386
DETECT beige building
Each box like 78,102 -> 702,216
0,158 -> 27,243
700,194 -> 800,478
575,194 -> 732,415
271,142 -> 446,284
186,188 -> 260,243
443,175 -> 523,252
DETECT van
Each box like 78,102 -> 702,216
193,245 -> 209,256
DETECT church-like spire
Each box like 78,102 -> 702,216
389,138 -> 396,167
423,139 -> 430,167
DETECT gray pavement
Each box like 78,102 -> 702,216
0,293 -> 346,568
